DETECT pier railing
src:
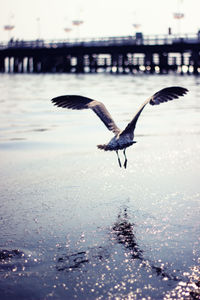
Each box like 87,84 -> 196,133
0,33 -> 199,49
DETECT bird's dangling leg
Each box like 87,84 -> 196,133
116,150 -> 122,168
123,148 -> 128,169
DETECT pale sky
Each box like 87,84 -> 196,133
0,0 -> 200,41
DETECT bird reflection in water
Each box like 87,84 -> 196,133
112,208 -> 178,281
112,208 -> 143,260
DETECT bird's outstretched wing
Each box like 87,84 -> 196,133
121,86 -> 188,136
51,95 -> 120,134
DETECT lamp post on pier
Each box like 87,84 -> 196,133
64,27 -> 72,42
173,0 -> 184,37
4,24 -> 15,41
4,13 -> 15,42
36,17 -> 41,40
72,20 -> 84,40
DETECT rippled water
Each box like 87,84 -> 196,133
0,73 -> 199,299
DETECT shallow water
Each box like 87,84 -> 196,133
0,73 -> 199,299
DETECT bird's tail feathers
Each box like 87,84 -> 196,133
97,144 -> 110,151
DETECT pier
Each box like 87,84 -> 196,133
0,33 -> 200,74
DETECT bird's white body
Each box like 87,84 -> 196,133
98,133 -> 135,151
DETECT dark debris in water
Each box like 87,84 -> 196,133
56,246 -> 110,272
0,249 -> 24,261
57,251 -> 89,271
0,249 -> 26,272
0,248 -> 39,273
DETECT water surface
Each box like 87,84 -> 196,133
0,73 -> 199,299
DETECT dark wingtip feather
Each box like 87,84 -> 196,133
160,86 -> 188,96
51,95 -> 93,110
52,97 -> 58,104
150,86 -> 188,105
51,96 -> 65,107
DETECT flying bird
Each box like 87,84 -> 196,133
51,86 -> 188,168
